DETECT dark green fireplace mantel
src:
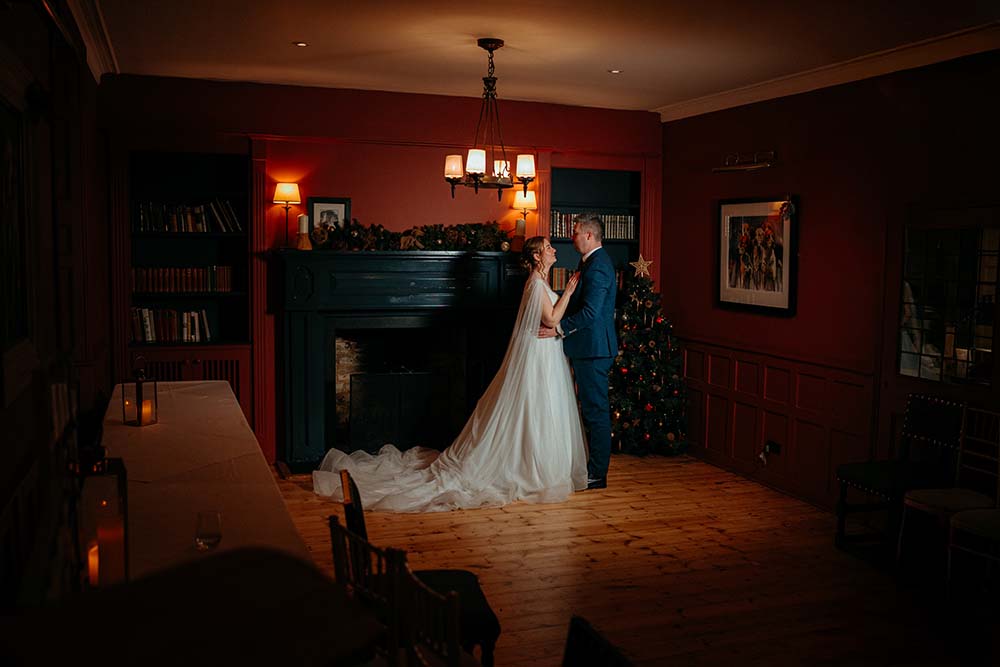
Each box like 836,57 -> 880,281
275,249 -> 524,471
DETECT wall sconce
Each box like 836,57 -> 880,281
511,190 -> 536,252
122,360 -> 157,427
79,458 -> 128,588
273,182 -> 301,246
711,151 -> 775,173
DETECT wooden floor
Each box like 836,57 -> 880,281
276,455 -> 997,666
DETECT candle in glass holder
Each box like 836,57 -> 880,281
141,400 -> 153,425
87,543 -> 99,584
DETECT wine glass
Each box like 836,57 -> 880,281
194,511 -> 223,551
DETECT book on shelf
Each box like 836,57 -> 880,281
133,199 -> 243,233
550,210 -> 637,241
549,267 -> 570,291
200,308 -> 212,342
131,307 -> 214,344
131,266 -> 233,293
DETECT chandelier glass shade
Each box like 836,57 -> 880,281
445,38 -> 535,200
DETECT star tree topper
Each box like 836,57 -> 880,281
629,254 -> 653,278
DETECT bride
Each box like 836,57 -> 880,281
312,236 -> 588,512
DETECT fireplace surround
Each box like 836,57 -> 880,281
275,249 -> 524,472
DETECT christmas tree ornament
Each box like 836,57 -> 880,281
644,403 -> 653,412
500,240 -> 511,252
667,432 -> 676,442
629,255 -> 653,277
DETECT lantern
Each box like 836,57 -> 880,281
79,458 -> 129,587
122,365 -> 157,427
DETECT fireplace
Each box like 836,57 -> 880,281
276,249 -> 523,471
334,327 -> 467,453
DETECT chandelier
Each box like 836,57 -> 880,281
444,38 -> 535,200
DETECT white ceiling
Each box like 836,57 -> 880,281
89,1 -> 1000,120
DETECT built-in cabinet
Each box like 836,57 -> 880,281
111,149 -> 253,421
548,168 -> 641,292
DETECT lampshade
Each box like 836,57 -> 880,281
444,155 -> 464,179
273,182 -> 301,205
515,154 -> 536,179
466,149 -> 486,175
513,190 -> 537,211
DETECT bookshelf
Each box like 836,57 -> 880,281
548,167 -> 641,292
114,150 -> 252,418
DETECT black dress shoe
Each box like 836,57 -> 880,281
586,477 -> 607,490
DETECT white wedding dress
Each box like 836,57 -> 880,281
312,277 -> 588,512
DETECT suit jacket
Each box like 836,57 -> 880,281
561,246 -> 618,359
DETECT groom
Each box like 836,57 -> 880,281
542,214 -> 618,489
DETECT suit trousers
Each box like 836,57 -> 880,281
570,356 -> 614,480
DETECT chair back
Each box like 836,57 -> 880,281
562,615 -> 632,667
900,394 -> 966,478
328,515 -> 403,663
956,406 -> 1000,502
340,468 -> 368,539
401,561 -> 466,667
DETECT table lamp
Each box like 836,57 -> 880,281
273,182 -> 301,247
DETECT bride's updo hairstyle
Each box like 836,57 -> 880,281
520,236 -> 546,272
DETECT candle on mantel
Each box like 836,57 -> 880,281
298,214 -> 309,234
87,543 -> 99,585
141,400 -> 153,425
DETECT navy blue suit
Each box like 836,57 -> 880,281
561,247 -> 617,480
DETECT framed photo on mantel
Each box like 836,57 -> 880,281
307,197 -> 351,233
717,197 -> 797,316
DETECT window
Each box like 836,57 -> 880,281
899,224 -> 998,385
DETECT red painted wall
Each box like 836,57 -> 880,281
662,50 -> 1000,374
100,75 -> 662,461
662,51 -> 1000,504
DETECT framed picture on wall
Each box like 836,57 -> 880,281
307,197 -> 351,233
717,197 -> 797,316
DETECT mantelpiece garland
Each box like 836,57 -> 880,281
311,219 -> 512,252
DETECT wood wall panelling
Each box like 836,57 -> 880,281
708,354 -> 730,388
731,400 -> 758,464
682,339 -> 873,509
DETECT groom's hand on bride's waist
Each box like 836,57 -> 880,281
538,325 -> 559,339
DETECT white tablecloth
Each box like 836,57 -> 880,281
103,381 -> 311,578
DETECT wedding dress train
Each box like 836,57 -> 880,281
312,277 -> 588,512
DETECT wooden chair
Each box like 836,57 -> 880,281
400,560 -> 480,667
898,405 -> 1000,565
835,394 -> 966,550
946,408 -> 1000,595
561,615 -> 633,667
328,515 -> 406,666
340,469 -> 501,667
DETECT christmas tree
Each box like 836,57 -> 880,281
610,255 -> 687,455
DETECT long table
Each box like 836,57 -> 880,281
102,380 -> 311,577
0,381 -> 381,665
